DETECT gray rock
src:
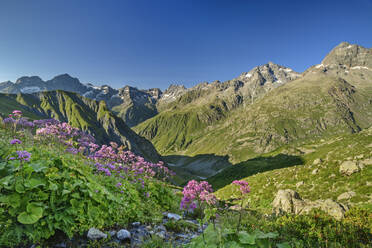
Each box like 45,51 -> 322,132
167,213 -> 182,221
156,231 -> 166,239
272,189 -> 347,220
339,161 -> 360,176
87,228 -> 107,240
108,230 -> 117,237
313,158 -> 322,165
337,191 -> 356,201
132,221 -> 141,227
117,229 -> 131,240
312,168 -> 319,175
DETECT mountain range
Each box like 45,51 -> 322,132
0,41 -> 371,183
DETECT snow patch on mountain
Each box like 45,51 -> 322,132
20,86 -> 41,93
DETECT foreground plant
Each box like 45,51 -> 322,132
0,111 -> 177,246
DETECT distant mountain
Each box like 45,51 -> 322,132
0,90 -> 160,162
134,42 -> 372,164
0,74 -> 190,127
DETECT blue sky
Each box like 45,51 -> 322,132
0,0 -> 371,90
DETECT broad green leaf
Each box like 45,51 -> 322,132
0,175 -> 13,186
15,182 -> 25,193
62,189 -> 71,195
238,231 -> 256,245
30,162 -> 48,172
49,182 -> 58,191
25,178 -> 46,189
0,193 -> 21,208
276,242 -> 291,248
17,202 -> 43,224
257,238 -> 271,248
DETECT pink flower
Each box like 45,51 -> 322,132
232,180 -> 250,194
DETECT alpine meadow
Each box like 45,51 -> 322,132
0,1 -> 371,247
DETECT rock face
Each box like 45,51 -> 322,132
321,42 -> 372,68
339,161 -> 360,176
87,228 -> 107,240
272,189 -> 348,220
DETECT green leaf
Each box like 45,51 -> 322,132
257,238 -> 271,248
17,202 -> 43,224
0,193 -> 21,208
254,230 -> 279,239
238,231 -> 256,245
62,189 -> 71,195
276,242 -> 291,248
30,162 -> 48,172
24,177 -> 46,189
224,241 -> 242,248
0,175 -> 14,186
15,182 -> 25,193
49,182 -> 58,191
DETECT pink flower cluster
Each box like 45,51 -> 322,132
180,180 -> 217,210
232,180 -> 250,194
90,142 -> 174,181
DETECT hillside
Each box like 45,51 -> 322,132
135,42 -> 372,165
0,91 -> 160,161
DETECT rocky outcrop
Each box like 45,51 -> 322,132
339,161 -> 361,176
272,189 -> 348,220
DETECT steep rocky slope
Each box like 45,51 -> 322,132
0,91 -> 160,161
134,42 -> 372,164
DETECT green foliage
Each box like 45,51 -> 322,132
164,219 -> 198,233
189,208 -> 372,248
0,128 -> 176,247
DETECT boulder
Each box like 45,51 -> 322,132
117,229 -> 131,240
313,158 -> 322,165
272,189 -> 347,220
87,228 -> 107,240
337,191 -> 356,201
272,189 -> 306,215
312,168 -> 319,175
339,161 -> 360,176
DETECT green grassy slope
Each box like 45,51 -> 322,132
215,127 -> 372,211
135,75 -> 372,164
0,91 -> 160,161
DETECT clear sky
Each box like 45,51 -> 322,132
0,0 -> 371,90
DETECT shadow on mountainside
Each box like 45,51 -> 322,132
207,153 -> 304,190
163,154 -> 233,186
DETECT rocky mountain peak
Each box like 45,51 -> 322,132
160,84 -> 187,103
15,76 -> 44,85
321,42 -> 372,68
238,62 -> 300,86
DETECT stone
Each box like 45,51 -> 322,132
329,173 -> 336,178
87,228 -> 107,240
272,189 -> 306,215
312,168 -> 319,175
156,231 -> 166,239
313,158 -> 322,165
108,230 -> 117,237
132,222 -> 141,227
117,229 -> 131,240
296,181 -> 304,187
360,158 -> 372,168
339,161 -> 360,176
272,189 -> 347,220
167,213 -> 182,221
337,191 -> 356,201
